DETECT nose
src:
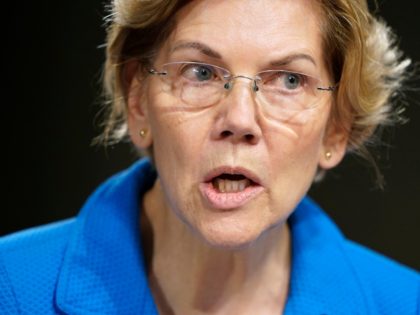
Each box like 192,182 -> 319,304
211,78 -> 262,145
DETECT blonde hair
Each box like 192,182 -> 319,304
98,0 -> 410,179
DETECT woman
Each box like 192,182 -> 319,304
1,0 -> 419,314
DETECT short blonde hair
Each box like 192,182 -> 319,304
98,0 -> 410,176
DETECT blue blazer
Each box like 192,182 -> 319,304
1,159 -> 419,314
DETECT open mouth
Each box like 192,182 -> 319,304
200,167 -> 264,210
211,174 -> 254,193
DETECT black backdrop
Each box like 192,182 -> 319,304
5,1 -> 420,271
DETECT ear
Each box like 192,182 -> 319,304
125,60 -> 153,149
318,125 -> 348,170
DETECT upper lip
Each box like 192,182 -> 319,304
203,166 -> 262,186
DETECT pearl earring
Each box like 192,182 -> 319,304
325,151 -> 332,160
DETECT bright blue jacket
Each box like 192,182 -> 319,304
1,159 -> 419,314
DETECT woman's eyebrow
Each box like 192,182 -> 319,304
270,54 -> 317,67
171,41 -> 222,59
170,42 -> 315,67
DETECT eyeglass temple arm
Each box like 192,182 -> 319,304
148,69 -> 167,76
317,83 -> 339,92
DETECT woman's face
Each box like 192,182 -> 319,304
129,0 -> 347,248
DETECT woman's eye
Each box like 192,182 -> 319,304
182,64 -> 215,82
283,73 -> 301,90
262,71 -> 305,91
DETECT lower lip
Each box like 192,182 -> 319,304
199,182 -> 264,210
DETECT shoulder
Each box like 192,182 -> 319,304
342,239 -> 420,312
0,159 -> 157,314
288,197 -> 420,314
0,218 -> 76,314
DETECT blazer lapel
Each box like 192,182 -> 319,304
284,198 -> 371,315
55,160 -> 159,314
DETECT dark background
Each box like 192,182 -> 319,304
4,1 -> 420,270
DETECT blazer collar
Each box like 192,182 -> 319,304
284,198 -> 371,314
55,159 -> 370,314
55,159 -> 159,314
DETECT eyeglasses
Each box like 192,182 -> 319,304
148,61 -> 336,118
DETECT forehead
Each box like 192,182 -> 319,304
160,0 -> 325,69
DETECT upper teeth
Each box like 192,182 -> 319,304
214,178 -> 251,193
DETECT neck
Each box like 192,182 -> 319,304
141,179 -> 291,315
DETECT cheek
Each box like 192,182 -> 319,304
148,94 -> 190,149
146,99 -> 215,200
265,108 -> 328,162
150,110 -> 209,163
263,107 -> 330,208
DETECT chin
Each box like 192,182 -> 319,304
203,237 -> 259,252
196,216 -> 267,251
